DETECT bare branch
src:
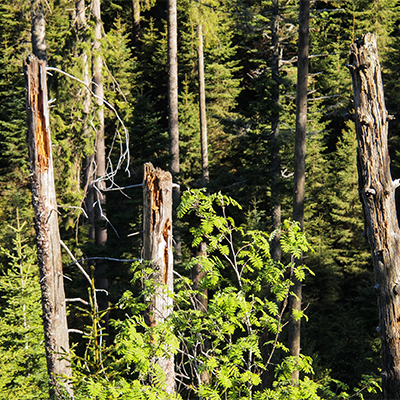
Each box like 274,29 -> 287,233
60,239 -> 92,286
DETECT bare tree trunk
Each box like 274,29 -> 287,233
270,0 -> 281,262
197,22 -> 209,187
74,0 -> 95,240
26,6 -> 73,398
24,58 -> 73,399
168,0 -> 181,263
143,162 -> 175,394
91,0 -> 109,327
289,0 -> 309,383
168,0 -> 179,178
349,33 -> 400,400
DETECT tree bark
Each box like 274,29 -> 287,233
26,5 -> 73,397
289,0 -> 309,383
197,22 -> 209,187
167,0 -> 181,262
168,0 -> 179,178
74,0 -> 95,241
91,0 -> 109,326
270,0 -> 281,262
262,0 -> 281,389
132,0 -> 141,49
349,32 -> 400,400
143,162 -> 175,394
24,55 -> 73,399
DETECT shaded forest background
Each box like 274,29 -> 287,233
1,0 -> 400,398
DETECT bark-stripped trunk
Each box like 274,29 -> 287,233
26,6 -> 73,397
24,55 -> 73,399
194,21 -> 210,384
289,0 -> 309,383
168,0 -> 181,263
143,163 -> 175,394
75,0 -> 95,240
91,0 -> 108,325
197,22 -> 209,187
168,0 -> 179,178
349,33 -> 400,400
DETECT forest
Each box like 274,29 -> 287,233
1,0 -> 400,399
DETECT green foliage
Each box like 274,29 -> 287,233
175,189 -> 318,398
0,209 -> 48,399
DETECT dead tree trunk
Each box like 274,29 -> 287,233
197,22 -> 209,187
91,0 -> 109,336
143,162 -> 175,394
167,0 -> 181,264
24,55 -> 73,399
349,32 -> 400,400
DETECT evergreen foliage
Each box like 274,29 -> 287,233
0,210 -> 48,399
1,0 -> 400,397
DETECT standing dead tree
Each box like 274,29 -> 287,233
24,4 -> 73,398
143,162 -> 175,394
24,54 -> 73,399
349,33 -> 400,399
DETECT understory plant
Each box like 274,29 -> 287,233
68,189 -> 381,399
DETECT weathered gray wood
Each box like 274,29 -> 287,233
24,55 -> 73,398
349,33 -> 400,400
143,163 -> 175,394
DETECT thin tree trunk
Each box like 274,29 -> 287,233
194,21 -> 210,384
289,0 -> 309,383
168,0 -> 179,178
168,0 -> 181,262
197,22 -> 209,187
270,0 -> 281,262
74,0 -> 95,240
143,162 -> 175,394
24,51 -> 73,400
132,0 -> 141,49
262,0 -> 281,388
349,33 -> 400,400
91,0 -> 109,325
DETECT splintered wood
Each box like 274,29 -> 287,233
24,55 -> 72,397
25,56 -> 50,172
143,162 -> 175,393
349,33 -> 400,400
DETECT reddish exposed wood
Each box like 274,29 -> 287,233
24,55 -> 73,398
143,162 -> 175,393
349,33 -> 400,400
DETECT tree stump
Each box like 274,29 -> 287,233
143,162 -> 175,393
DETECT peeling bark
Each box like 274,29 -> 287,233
143,163 -> 175,393
349,33 -> 400,400
24,55 -> 73,399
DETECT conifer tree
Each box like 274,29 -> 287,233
0,210 -> 48,399
289,0 -> 309,382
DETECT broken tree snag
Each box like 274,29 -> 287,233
24,55 -> 73,398
143,162 -> 175,394
349,33 -> 400,400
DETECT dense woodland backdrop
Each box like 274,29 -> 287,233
1,0 -> 400,398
